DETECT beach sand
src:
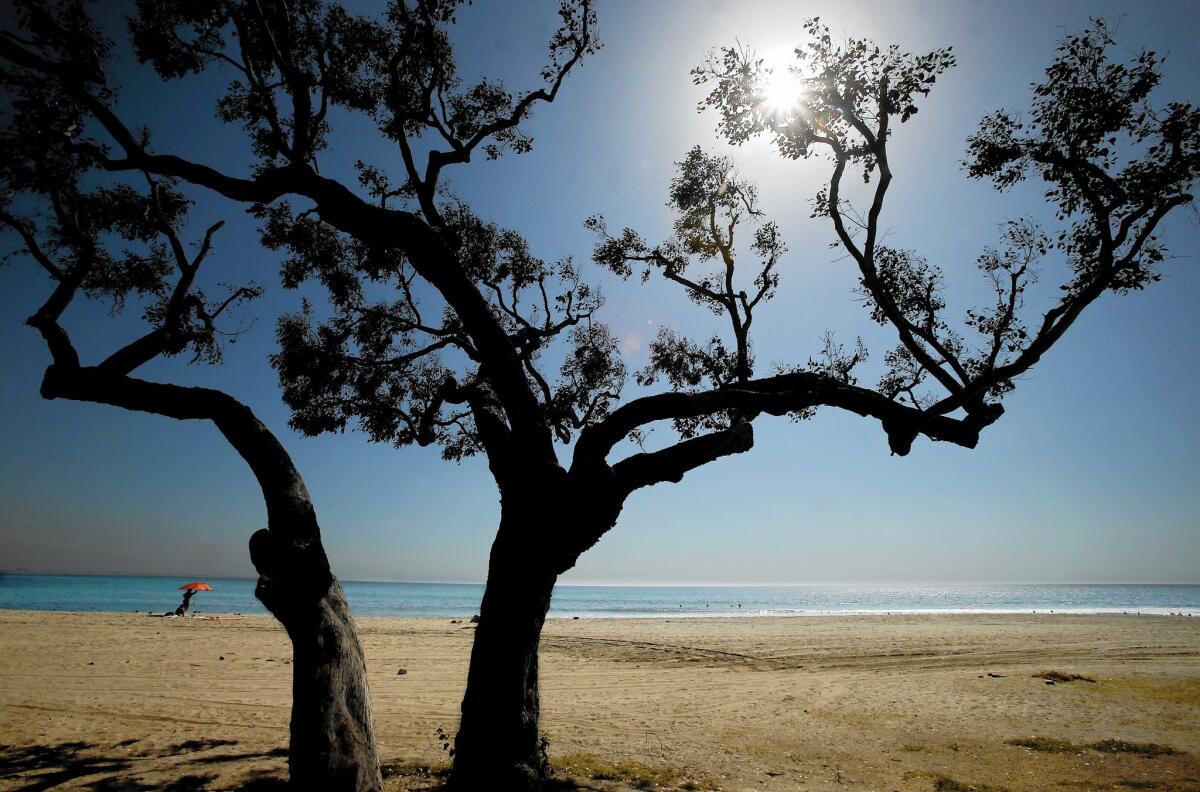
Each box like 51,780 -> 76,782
1,611 -> 1197,790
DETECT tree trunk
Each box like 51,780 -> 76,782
260,572 -> 381,792
451,517 -> 558,790
217,395 -> 385,792
250,516 -> 383,792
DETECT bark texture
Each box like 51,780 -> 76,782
264,572 -> 381,791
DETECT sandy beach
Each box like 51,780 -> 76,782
1,611 -> 1197,790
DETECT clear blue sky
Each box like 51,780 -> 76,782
1,0 -> 1197,584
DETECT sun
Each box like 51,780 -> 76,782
760,67 -> 801,118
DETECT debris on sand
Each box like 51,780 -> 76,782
1032,670 -> 1096,683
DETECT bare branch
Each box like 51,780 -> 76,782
0,210 -> 63,279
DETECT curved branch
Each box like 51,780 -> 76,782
612,421 -> 754,494
0,210 -> 63,278
573,371 -> 1000,474
820,129 -> 966,395
39,364 -> 322,545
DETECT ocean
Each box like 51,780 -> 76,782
0,574 -> 1197,617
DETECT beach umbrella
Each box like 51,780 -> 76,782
172,581 -> 212,616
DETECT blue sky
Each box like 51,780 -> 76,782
1,0 -> 1197,584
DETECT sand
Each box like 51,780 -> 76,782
1,611 -> 1198,790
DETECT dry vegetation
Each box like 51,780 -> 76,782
1031,670 -> 1097,683
1006,737 -> 1181,757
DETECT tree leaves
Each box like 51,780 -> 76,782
965,19 -> 1199,300
693,18 -> 955,168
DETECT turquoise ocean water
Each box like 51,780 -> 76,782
0,574 -> 1197,617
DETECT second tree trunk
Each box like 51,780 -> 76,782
452,527 -> 558,790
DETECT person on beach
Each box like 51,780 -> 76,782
172,589 -> 196,617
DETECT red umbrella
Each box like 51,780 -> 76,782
179,582 -> 213,592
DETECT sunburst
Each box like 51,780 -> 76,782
760,68 -> 801,118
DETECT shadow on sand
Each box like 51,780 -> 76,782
0,740 -> 614,791
0,738 -> 289,791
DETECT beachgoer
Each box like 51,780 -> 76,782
174,588 -> 196,616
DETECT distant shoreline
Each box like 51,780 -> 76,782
2,571 -> 1198,587
0,609 -> 1194,621
3,575 -> 1198,618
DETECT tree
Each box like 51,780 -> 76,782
692,18 -> 1197,431
2,3 -> 1196,790
0,7 -> 382,787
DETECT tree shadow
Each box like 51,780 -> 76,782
0,741 -> 633,791
0,742 -> 133,792
90,773 -> 219,791
229,768 -> 290,791
376,760 -> 599,791
391,772 -> 598,791
182,747 -> 288,769
169,739 -> 240,753
0,739 -> 288,791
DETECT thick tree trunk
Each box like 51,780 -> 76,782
258,569 -> 381,792
245,480 -> 383,792
451,517 -> 559,790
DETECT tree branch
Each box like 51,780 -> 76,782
612,420 -> 754,494
39,363 -> 325,574
573,371 -> 1000,474
0,210 -> 63,279
421,0 -> 593,192
928,192 -> 1190,419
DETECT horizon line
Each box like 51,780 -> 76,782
3,570 -> 1199,587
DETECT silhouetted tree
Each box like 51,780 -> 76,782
692,19 -> 1197,429
3,2 -> 1196,789
0,10 -> 382,784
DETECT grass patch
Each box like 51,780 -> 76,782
933,778 -> 1008,792
380,760 -> 451,779
1005,737 -> 1082,754
1006,737 -> 1182,758
1031,670 -> 1096,683
1090,740 -> 1180,758
552,752 -> 718,790
900,742 -> 965,754
1085,676 -> 1200,707
903,771 -> 1008,791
